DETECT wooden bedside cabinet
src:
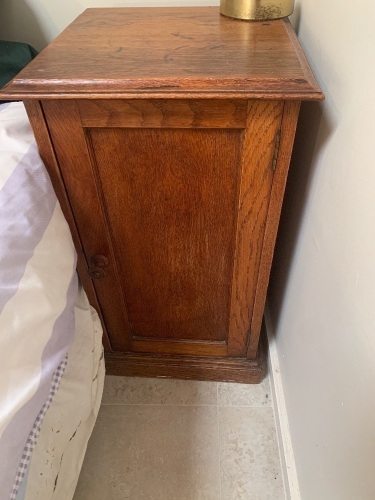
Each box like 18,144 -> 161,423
2,7 -> 323,383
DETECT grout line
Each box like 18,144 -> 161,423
216,404 -> 273,409
216,383 -> 223,500
100,402 -> 274,408
100,402 -> 220,407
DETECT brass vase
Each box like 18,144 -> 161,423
220,0 -> 294,20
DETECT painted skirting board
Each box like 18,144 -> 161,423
265,304 -> 301,500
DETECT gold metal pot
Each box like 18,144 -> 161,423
220,0 -> 294,21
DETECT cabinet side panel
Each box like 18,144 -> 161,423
248,100 -> 301,358
24,100 -> 112,351
88,127 -> 242,343
228,100 -> 284,357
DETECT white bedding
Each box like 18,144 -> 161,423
20,287 -> 104,500
0,101 -> 104,499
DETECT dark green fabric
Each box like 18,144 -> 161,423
0,40 -> 38,89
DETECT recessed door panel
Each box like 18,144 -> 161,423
88,128 -> 241,343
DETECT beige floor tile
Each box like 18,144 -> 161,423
74,404 -> 221,500
219,406 -> 285,500
102,375 -> 217,406
218,376 -> 272,407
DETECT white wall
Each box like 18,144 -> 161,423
0,0 -> 218,52
268,0 -> 375,498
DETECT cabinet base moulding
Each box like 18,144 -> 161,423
105,349 -> 265,384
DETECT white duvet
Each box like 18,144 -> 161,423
0,101 -> 104,500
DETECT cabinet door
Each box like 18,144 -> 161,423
43,99 -> 283,358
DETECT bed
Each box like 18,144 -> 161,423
0,97 -> 104,498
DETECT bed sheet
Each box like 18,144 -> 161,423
0,101 -> 104,499
18,287 -> 104,500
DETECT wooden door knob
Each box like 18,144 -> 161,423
91,254 -> 109,268
88,267 -> 106,280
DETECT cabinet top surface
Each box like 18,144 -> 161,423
1,7 -> 323,100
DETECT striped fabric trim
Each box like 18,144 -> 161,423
10,355 -> 69,500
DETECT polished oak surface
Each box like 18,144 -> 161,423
90,127 -> 240,344
7,8 -> 323,382
41,98 -> 284,365
1,7 -> 323,100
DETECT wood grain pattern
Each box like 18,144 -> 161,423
88,127 -> 241,344
9,8 -> 324,382
228,100 -> 284,356
131,339 -> 227,358
41,100 -> 133,352
78,99 -> 247,128
23,100 -> 112,351
247,100 -> 301,358
0,8 -> 323,101
26,97 -> 298,371
105,349 -> 265,383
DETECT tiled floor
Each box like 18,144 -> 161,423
73,375 -> 285,500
